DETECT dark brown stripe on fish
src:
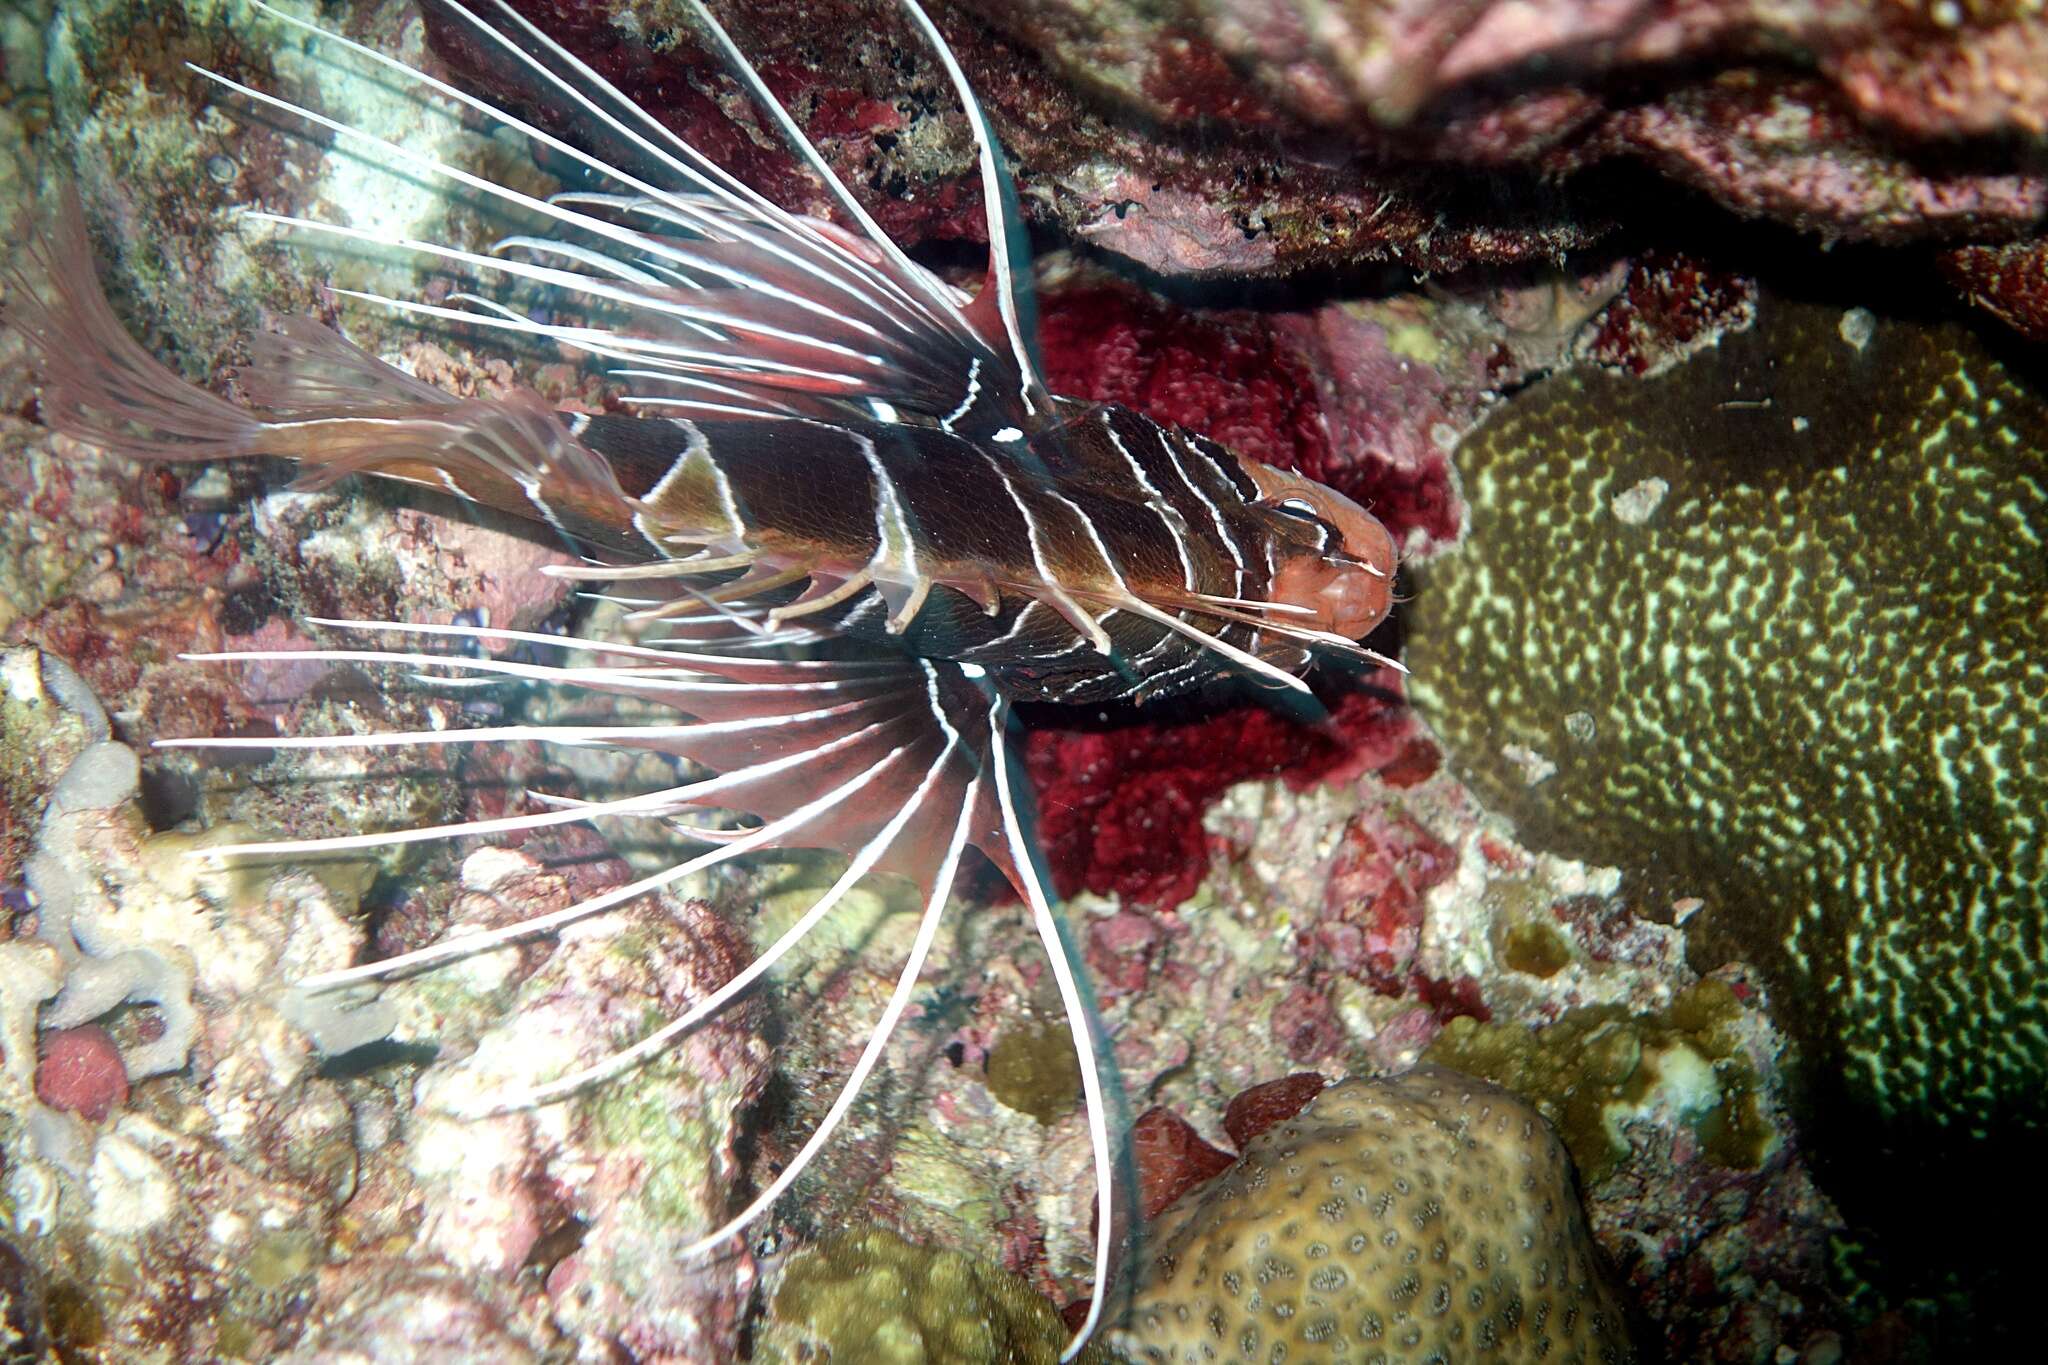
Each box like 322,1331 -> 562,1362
569,401 -> 1312,702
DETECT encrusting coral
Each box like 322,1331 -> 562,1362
757,1224 -> 1107,1364
1115,1066 -> 1635,1365
1423,979 -> 1774,1186
2,650 -> 201,1126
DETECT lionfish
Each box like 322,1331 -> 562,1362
7,0 -> 1397,1352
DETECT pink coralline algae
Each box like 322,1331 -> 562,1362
34,1024 -> 128,1123
1082,0 -> 2048,246
1579,74 -> 2048,242
1941,237 -> 2048,342
1129,1107 -> 1236,1220
1239,0 -> 2048,143
1037,282 -> 1336,479
1026,685 -> 1418,908
1314,809 -> 1456,993
1219,1071 -> 1325,1149
1580,251 -> 1760,377
1129,1074 -> 1327,1227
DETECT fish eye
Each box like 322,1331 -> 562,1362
1273,496 -> 1320,520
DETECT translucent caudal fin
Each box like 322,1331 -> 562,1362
2,190 -> 450,463
3,190 -> 263,463
3,192 -> 652,559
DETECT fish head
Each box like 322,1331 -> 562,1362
1242,461 -> 1397,642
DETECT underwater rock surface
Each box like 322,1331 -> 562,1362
416,0 -> 2048,277
1406,295 -> 2046,1236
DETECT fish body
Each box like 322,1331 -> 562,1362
574,399 -> 1393,705
4,0 -> 1396,1353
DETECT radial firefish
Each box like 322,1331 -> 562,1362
3,0 -> 1397,1353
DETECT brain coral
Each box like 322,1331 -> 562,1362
1404,297 -> 2045,1214
1115,1067 -> 1634,1364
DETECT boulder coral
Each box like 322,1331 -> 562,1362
1115,1067 -> 1634,1364
1404,294 -> 2046,1276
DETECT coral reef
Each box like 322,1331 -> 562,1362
757,1224 -> 1107,1364
0,651 -> 384,1358
1105,769 -> 1854,1361
1405,292 -> 2045,1318
369,844 -> 771,1360
1115,1066 -> 1636,1364
3,0 -> 2036,1358
0,644 -> 770,1357
267,1263 -> 541,1365
1407,295 -> 2046,1124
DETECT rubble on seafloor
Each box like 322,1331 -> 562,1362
0,0 -> 2041,1361
0,643 -> 771,1360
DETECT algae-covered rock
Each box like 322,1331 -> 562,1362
1115,1066 -> 1634,1365
1424,979 -> 1773,1185
759,1224 -> 1102,1365
1406,296 -> 2046,1154
985,1007 -> 1083,1125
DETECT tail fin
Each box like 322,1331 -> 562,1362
2,191 -> 263,462
3,192 -> 655,560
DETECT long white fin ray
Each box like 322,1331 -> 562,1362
296,729 -> 916,990
488,723 -> 962,1110
246,0 -> 915,331
894,0 -> 1049,412
156,3 -> 1129,1352
991,695 -> 1119,1361
220,0 -> 1046,432
676,769 -> 978,1261
665,0 -> 973,339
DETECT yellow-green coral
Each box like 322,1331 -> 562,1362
1116,1067 -> 1635,1365
985,1009 -> 1083,1125
1407,298 -> 2046,1150
1424,980 -> 1774,1184
1496,918 -> 1573,979
758,1225 -> 1103,1364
